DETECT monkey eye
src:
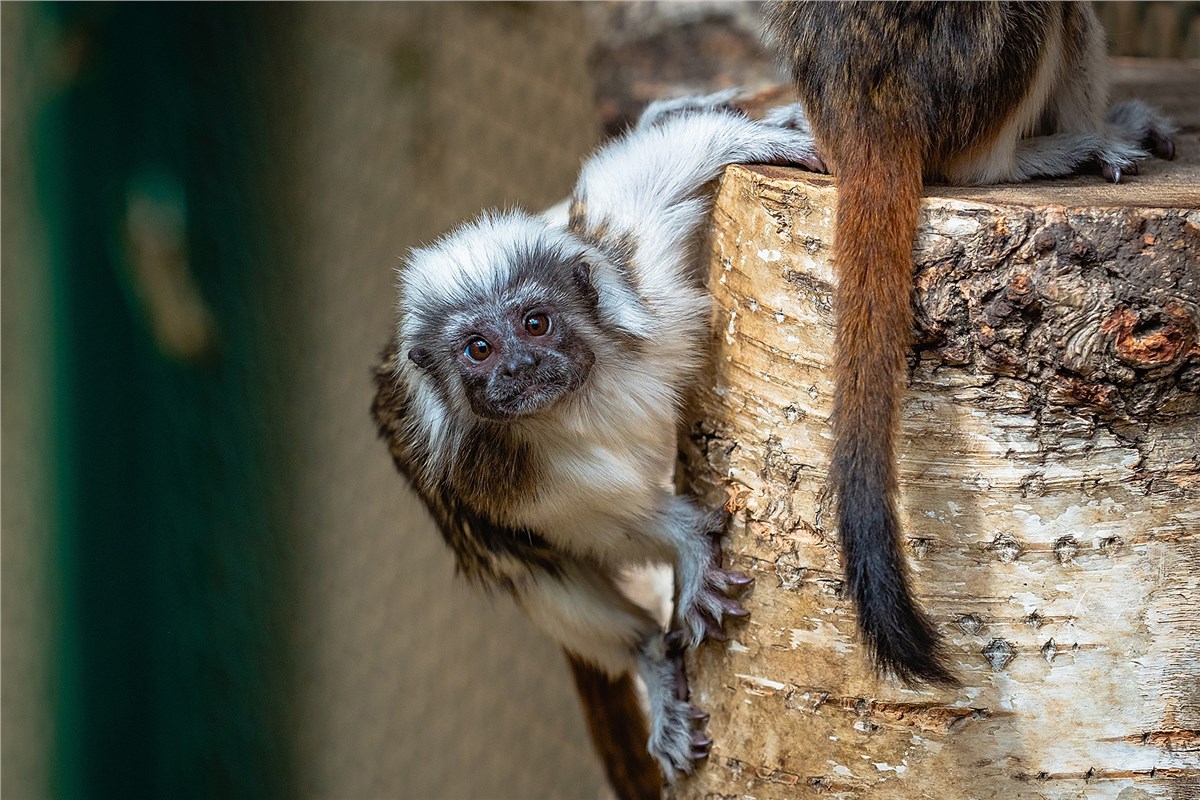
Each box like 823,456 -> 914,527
465,338 -> 492,361
524,313 -> 551,337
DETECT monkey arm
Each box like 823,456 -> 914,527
572,109 -> 823,249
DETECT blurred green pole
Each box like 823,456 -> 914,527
27,5 -> 295,798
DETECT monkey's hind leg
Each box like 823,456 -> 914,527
1107,99 -> 1177,162
1007,132 -> 1146,183
512,560 -> 711,781
1036,11 -> 1176,183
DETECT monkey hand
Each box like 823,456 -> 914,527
677,508 -> 754,647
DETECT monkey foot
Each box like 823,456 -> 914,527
690,588 -> 752,644
647,695 -> 712,780
1101,161 -> 1128,184
702,507 -> 732,565
1103,125 -> 1176,183
1145,129 -> 1176,161
645,631 -> 714,779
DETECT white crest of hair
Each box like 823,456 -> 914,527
394,210 -> 577,479
398,209 -> 575,334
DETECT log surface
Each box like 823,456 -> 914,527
677,64 -> 1200,800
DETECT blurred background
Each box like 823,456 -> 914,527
3,3 -> 1197,799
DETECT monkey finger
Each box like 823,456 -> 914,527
702,615 -> 729,642
1149,131 -> 1176,161
1102,162 -> 1123,184
718,596 -> 750,619
705,507 -> 732,537
689,706 -> 710,724
708,538 -> 725,569
713,568 -> 754,593
669,651 -> 690,702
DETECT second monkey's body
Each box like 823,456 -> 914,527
765,1 -> 1175,684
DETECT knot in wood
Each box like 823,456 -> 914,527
981,638 -> 1017,671
1053,535 -> 1080,565
956,613 -> 986,636
907,537 -> 933,559
988,532 -> 1026,562
1102,303 -> 1195,370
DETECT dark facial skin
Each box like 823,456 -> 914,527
454,303 -> 595,421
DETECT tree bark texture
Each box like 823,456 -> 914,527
676,67 -> 1199,800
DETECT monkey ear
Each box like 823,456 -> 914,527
572,260 -> 600,308
408,348 -> 434,370
572,260 -> 591,288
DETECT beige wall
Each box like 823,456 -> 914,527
251,5 -> 609,798
2,4 -> 613,798
2,5 -> 58,799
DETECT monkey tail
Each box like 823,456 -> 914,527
829,134 -> 958,687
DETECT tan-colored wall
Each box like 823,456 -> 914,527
1,5 -> 59,800
251,5 -> 609,798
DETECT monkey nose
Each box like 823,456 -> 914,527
500,352 -> 537,377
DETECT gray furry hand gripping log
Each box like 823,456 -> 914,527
372,93 -> 822,780
765,0 -> 1176,686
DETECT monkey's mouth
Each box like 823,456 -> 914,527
480,383 -> 569,420
476,362 -> 591,422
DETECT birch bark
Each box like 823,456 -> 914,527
676,68 -> 1200,799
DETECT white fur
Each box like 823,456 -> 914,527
398,211 -> 579,336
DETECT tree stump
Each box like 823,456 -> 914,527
677,64 -> 1200,800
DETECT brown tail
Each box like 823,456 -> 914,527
830,133 -> 957,686
566,652 -> 663,798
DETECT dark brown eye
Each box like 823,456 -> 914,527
525,313 -> 551,336
465,338 -> 491,361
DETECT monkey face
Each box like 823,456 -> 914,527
453,302 -> 595,421
400,210 -> 607,421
